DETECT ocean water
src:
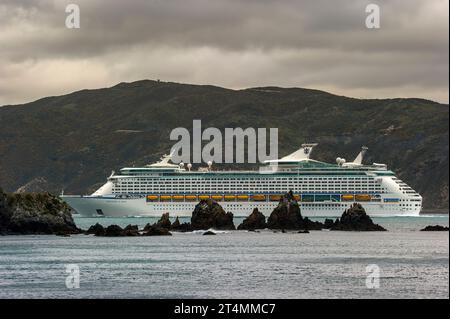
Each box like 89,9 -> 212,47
0,215 -> 448,299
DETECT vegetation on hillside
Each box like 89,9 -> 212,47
0,80 -> 448,209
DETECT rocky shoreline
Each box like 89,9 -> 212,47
420,225 -> 449,231
1,189 -> 447,236
83,193 -> 388,236
0,188 -> 81,235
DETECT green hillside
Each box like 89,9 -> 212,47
0,80 -> 448,209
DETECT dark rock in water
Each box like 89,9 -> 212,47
171,217 -> 193,232
0,189 -> 12,234
94,224 -> 140,237
324,219 -> 335,229
143,225 -> 172,236
237,208 -> 267,230
298,230 -> 310,234
55,231 -> 71,237
267,192 -> 303,230
0,189 -> 80,235
124,224 -> 138,231
86,223 -> 106,236
104,225 -> 125,236
267,191 -> 324,230
191,199 -> 235,230
302,217 -> 325,231
421,225 -> 449,231
331,203 -> 386,231
203,230 -> 216,235
171,216 -> 181,229
143,213 -> 175,233
155,212 -> 171,229
143,222 -> 152,232
123,224 -> 140,236
177,223 -> 193,232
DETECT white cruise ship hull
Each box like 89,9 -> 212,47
62,195 -> 421,218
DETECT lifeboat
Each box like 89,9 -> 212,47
146,195 -> 158,202
185,195 -> 197,201
198,195 -> 210,200
224,195 -> 236,201
269,195 -> 282,201
251,195 -> 266,201
211,195 -> 223,201
341,194 -> 355,201
172,195 -> 184,201
293,195 -> 301,201
236,195 -> 249,201
160,195 -> 171,201
355,194 -> 371,201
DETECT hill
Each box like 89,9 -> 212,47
0,80 -> 448,209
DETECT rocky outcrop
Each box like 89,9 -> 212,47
267,191 -> 324,230
87,222 -> 169,236
141,213 -> 189,233
330,203 -> 387,231
86,223 -> 106,236
0,189 -> 11,234
191,199 -> 235,230
0,189 -> 80,235
203,230 -> 216,235
170,217 -> 193,232
104,225 -> 125,236
267,192 -> 303,230
155,212 -> 171,229
123,224 -> 140,236
324,219 -> 335,229
171,216 -> 181,229
143,222 -> 152,232
302,217 -> 325,231
420,225 -> 449,231
143,225 -> 172,236
237,208 -> 267,230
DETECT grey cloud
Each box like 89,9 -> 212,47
0,0 -> 448,105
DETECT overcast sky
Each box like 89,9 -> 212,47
0,0 -> 448,105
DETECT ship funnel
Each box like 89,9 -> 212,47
301,143 -> 318,157
342,146 -> 367,167
279,143 -> 318,161
353,146 -> 368,165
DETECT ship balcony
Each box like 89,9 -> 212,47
259,165 -> 294,173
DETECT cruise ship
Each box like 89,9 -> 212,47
61,144 -> 422,217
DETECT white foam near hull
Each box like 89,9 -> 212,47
62,196 -> 421,218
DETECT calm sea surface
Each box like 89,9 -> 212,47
0,215 -> 448,298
